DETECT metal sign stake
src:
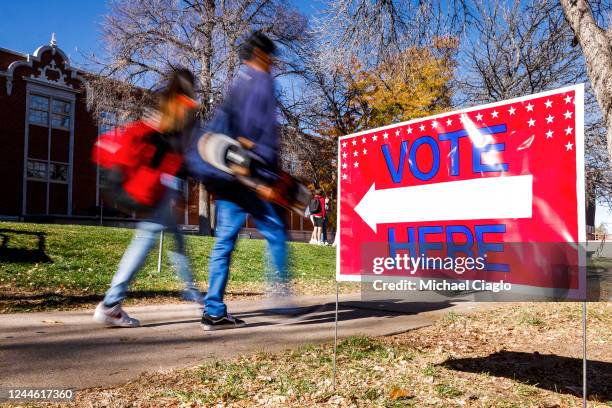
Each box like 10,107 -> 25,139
157,230 -> 164,273
582,301 -> 587,408
332,280 -> 339,390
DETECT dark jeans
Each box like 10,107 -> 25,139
205,189 -> 287,316
322,216 -> 328,242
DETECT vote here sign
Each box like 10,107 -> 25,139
337,85 -> 586,297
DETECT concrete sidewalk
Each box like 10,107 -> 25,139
0,294 -> 487,390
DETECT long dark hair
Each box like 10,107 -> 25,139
158,67 -> 195,104
156,68 -> 196,132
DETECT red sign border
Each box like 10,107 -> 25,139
336,84 -> 586,286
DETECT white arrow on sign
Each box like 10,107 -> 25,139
354,174 -> 533,233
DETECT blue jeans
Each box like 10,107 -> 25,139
103,191 -> 201,307
205,191 -> 287,317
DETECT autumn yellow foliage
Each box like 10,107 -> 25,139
313,40 -> 457,226
352,47 -> 454,128
321,41 -> 456,137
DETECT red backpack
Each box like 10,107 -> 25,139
92,120 -> 183,210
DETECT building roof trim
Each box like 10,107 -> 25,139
1,37 -> 85,96
24,76 -> 81,95
33,45 -> 72,70
0,47 -> 28,58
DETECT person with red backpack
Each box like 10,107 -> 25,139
92,68 -> 203,328
308,189 -> 326,245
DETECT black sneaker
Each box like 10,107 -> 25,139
201,312 -> 246,331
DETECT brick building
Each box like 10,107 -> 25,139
0,37 -> 317,240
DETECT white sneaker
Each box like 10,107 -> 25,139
309,239 -> 316,244
93,302 -> 140,328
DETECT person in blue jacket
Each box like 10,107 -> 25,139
197,32 -> 288,330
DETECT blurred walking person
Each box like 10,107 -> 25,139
93,68 -> 203,328
192,32 -> 292,330
321,196 -> 330,245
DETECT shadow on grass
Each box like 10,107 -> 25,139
441,351 -> 612,402
0,229 -> 52,263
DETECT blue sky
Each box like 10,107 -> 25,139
0,1 -> 107,65
2,1 -> 611,227
597,204 -> 612,229
0,0 -> 320,65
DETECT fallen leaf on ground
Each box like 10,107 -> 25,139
389,387 -> 414,400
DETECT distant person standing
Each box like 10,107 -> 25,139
308,189 -> 326,245
307,189 -> 316,244
321,196 -> 330,245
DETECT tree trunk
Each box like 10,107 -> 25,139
586,195 -> 596,229
198,183 -> 212,236
196,0 -> 216,236
560,0 -> 612,161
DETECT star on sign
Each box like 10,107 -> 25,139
565,142 -> 573,151
546,130 -> 554,139
526,103 -> 534,112
545,99 -> 553,108
342,162 -> 347,169
342,173 -> 347,180
431,120 -> 438,128
361,137 -> 366,143
406,126 -> 413,134
351,139 -> 357,146
475,113 -> 483,121
354,161 -> 359,168
564,110 -> 573,119
491,110 -> 499,118
342,152 -> 347,159
362,148 -> 368,155
383,132 -> 389,139
528,118 -> 536,127
564,95 -> 573,104
353,150 -> 358,157
419,124 -> 426,131
395,129 -> 400,137
508,106 -> 516,115
446,118 -> 453,126
342,141 -> 347,148
565,126 -> 573,135
372,135 -> 378,141
545,115 -> 554,124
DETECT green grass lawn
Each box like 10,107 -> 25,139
0,222 -> 338,312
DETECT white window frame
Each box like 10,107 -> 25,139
27,94 -> 72,130
50,99 -> 71,130
26,159 -> 48,181
48,161 -> 69,184
96,111 -> 119,207
22,82 -> 76,216
28,94 -> 50,127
